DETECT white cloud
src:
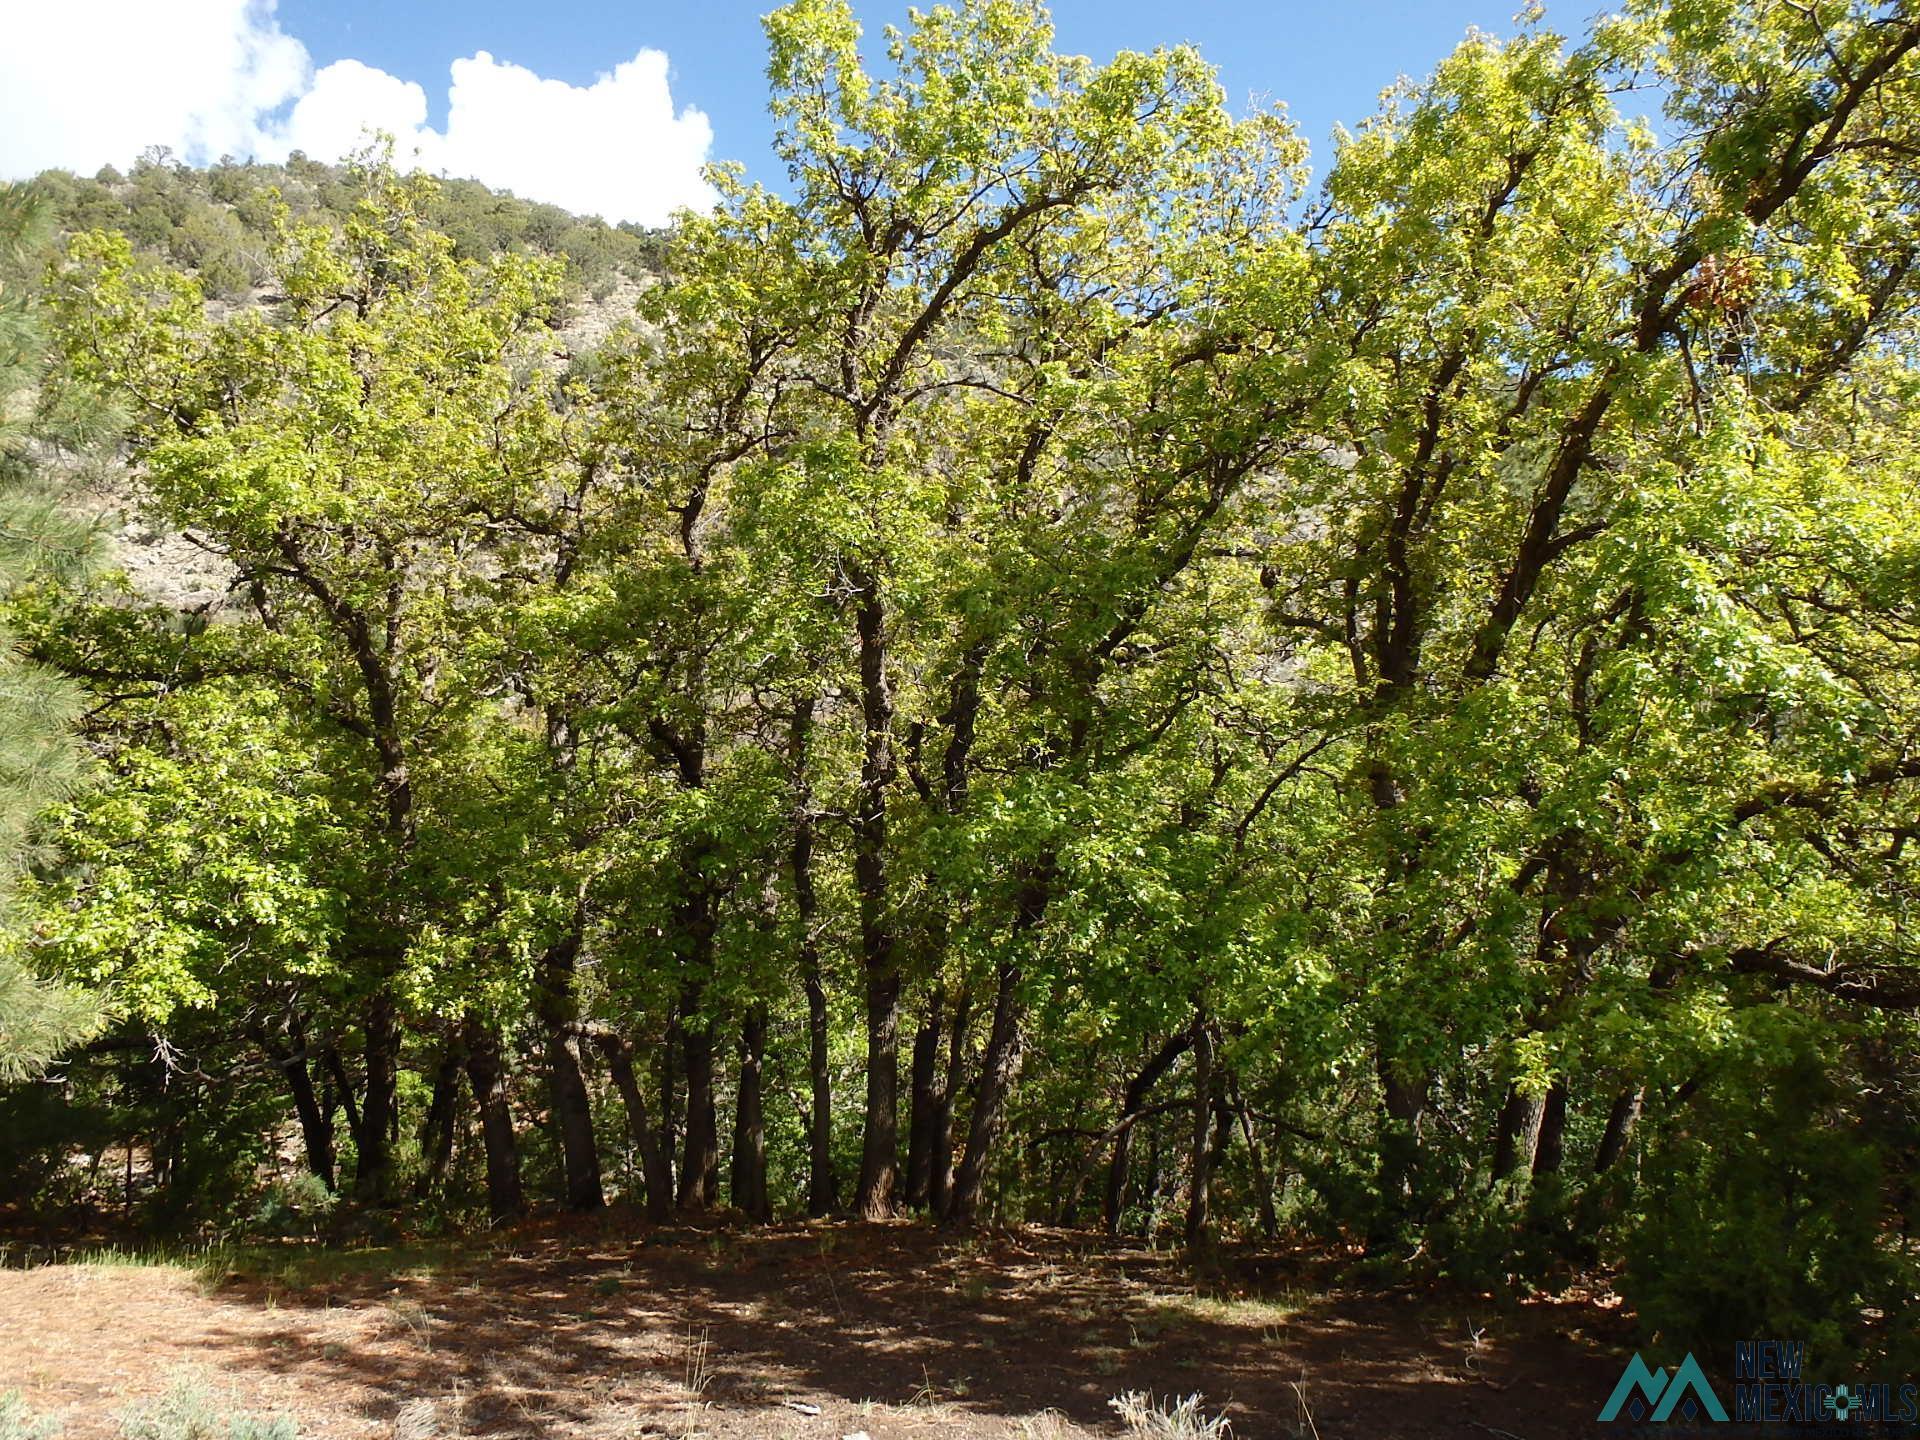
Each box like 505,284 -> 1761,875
0,0 -> 307,177
276,60 -> 432,169
0,0 -> 715,226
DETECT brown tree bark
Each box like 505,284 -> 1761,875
678,1002 -> 720,1210
948,960 -> 1021,1224
657,1008 -> 680,1196
1592,1087 -> 1642,1175
321,1042 -> 362,1155
789,697 -> 837,1217
595,1029 -> 674,1220
851,578 -> 902,1220
928,987 -> 970,1219
1489,1083 -> 1545,1183
413,1048 -> 461,1200
354,987 -> 400,1203
730,1004 -> 771,1222
1104,1030 -> 1194,1235
257,1012 -> 335,1192
1183,1018 -> 1218,1249
1531,1081 -> 1568,1177
1225,1071 -> 1279,1241
538,923 -> 604,1211
462,1016 -> 525,1224
1370,1052 -> 1428,1245
950,863 -> 1054,1224
904,991 -> 943,1209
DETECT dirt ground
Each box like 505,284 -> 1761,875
0,1220 -> 1632,1439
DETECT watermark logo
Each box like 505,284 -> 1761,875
1599,1340 -> 1919,1428
1727,1341 -> 1918,1427
1599,1353 -> 1729,1423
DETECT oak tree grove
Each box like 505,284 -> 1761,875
4,0 -> 1918,1366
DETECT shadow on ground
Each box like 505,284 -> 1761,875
179,1219 -> 1630,1438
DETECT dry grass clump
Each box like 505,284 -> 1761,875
1107,1391 -> 1232,1440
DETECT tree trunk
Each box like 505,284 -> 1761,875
354,987 -> 400,1203
801,961 -> 836,1217
413,1048 -> 460,1200
929,988 -> 970,1218
596,1030 -> 674,1220
1371,1050 -> 1427,1244
730,1004 -> 771,1221
921,648 -> 986,1221
1105,1030 -> 1195,1235
322,1043 -> 363,1156
547,1029 -> 602,1209
1592,1086 -> 1642,1175
462,1016 -> 525,1224
801,967 -> 837,1220
352,657 -> 415,1206
657,1009 -> 680,1198
904,992 -> 943,1209
538,925 -> 604,1211
1142,1122 -> 1165,1240
1225,1072 -> 1279,1240
790,697 -> 837,1218
1532,1080 -> 1568,1177
949,865 -> 1051,1224
851,580 -> 901,1220
1184,1019 -> 1218,1249
668,831 -> 723,1212
260,1014 -> 334,1192
1489,1083 -> 1545,1182
949,961 -> 1022,1224
678,1005 -> 720,1210
856,960 -> 902,1218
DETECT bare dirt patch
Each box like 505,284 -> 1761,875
0,1221 -> 1630,1438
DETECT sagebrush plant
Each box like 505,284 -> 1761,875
1107,1392 -> 1231,1440
117,1378 -> 296,1440
0,1390 -> 61,1440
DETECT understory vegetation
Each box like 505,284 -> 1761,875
4,1379 -> 294,1440
2,0 -> 1917,1375
25,148 -> 664,302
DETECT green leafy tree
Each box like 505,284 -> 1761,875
49,155 -> 571,1199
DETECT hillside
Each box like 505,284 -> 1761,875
28,150 -> 664,302
27,154 -> 658,612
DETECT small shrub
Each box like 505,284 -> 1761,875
249,1175 -> 336,1244
0,1390 -> 61,1440
1617,1029 -> 1916,1363
117,1378 -> 296,1440
251,1172 -> 336,1237
388,1399 -> 438,1440
1010,1412 -> 1074,1440
1107,1391 -> 1231,1440
1427,1177 -> 1579,1296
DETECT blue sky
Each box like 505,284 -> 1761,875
4,1 -> 1549,228
277,0 -> 1525,177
